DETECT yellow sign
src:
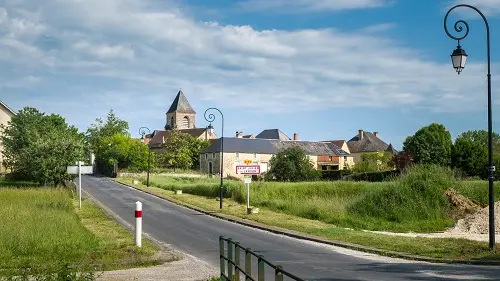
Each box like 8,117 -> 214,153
244,159 -> 253,165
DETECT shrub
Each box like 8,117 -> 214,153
343,170 -> 400,182
347,164 -> 455,231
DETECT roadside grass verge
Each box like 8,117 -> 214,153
142,166 -> 500,233
116,177 -> 500,261
0,186 -> 162,277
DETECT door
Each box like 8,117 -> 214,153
208,162 -> 213,174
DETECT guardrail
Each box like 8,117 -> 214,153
219,236 -> 305,281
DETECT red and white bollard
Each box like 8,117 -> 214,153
135,201 -> 142,247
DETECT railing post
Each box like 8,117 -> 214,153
258,255 -> 265,281
275,265 -> 284,281
220,236 -> 226,281
245,248 -> 252,281
227,238 -> 233,280
235,242 -> 241,281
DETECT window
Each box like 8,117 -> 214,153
212,153 -> 215,158
328,156 -> 332,161
205,154 -> 208,159
208,162 -> 213,174
170,117 -> 175,127
182,116 -> 189,128
344,156 -> 347,161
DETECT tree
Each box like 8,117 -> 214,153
402,123 -> 453,166
352,151 -> 393,173
390,151 -> 413,172
156,131 -> 210,170
0,107 -> 85,186
452,130 -> 500,178
95,133 -> 153,174
264,147 -> 321,182
85,109 -> 129,153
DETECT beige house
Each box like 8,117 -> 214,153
200,129 -> 351,179
0,100 -> 15,173
320,139 -> 355,169
346,129 -> 398,164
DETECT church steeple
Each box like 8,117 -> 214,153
165,89 -> 197,130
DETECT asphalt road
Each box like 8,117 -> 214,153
82,175 -> 500,281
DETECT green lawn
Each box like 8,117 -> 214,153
0,180 -> 163,277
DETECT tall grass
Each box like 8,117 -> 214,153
143,165 -> 499,233
0,187 -> 158,276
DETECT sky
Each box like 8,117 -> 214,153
1,0 -> 500,150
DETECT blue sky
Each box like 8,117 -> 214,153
1,0 -> 500,150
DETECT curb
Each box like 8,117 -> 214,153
113,179 -> 500,266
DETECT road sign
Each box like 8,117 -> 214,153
243,159 -> 253,165
236,165 -> 260,175
67,166 -> 93,175
244,175 -> 252,184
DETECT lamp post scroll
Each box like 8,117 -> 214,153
204,107 -> 224,209
444,3 -> 495,249
139,126 -> 152,187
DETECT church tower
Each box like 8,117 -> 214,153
165,89 -> 196,130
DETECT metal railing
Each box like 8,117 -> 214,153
219,236 -> 305,281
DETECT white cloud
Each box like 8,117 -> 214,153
448,0 -> 500,16
0,0 -> 497,122
237,0 -> 391,13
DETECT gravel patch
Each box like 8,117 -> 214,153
97,249 -> 218,281
450,201 -> 500,234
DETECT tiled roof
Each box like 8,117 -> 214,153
255,129 -> 291,141
0,100 -> 15,115
149,128 -> 209,148
203,137 -> 350,156
347,131 -> 390,153
166,90 -> 196,114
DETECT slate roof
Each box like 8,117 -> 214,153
386,143 -> 398,154
255,129 -> 291,140
347,131 -> 391,153
0,100 -> 15,115
321,140 -> 346,148
203,138 -> 350,156
149,128 -> 210,148
166,90 -> 196,114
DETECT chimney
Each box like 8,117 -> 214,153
236,131 -> 243,138
374,131 -> 379,138
293,133 -> 299,140
358,129 -> 364,140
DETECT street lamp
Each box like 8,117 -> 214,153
444,4 -> 495,250
204,108 -> 224,209
139,126 -> 152,187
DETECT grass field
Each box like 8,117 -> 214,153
0,179 -> 162,277
116,177 -> 500,261
135,165 -> 498,233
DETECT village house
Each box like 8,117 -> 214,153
145,90 -> 218,152
344,129 -> 398,164
199,130 -> 352,179
0,100 -> 15,173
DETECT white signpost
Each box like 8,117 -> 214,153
236,164 -> 260,214
67,161 -> 94,209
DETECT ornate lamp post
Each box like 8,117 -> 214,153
444,4 -> 495,249
204,108 -> 224,209
139,127 -> 152,187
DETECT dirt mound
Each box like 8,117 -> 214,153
444,188 -> 481,220
450,201 -> 500,234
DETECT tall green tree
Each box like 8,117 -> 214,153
156,131 -> 210,170
96,133 -> 152,172
402,123 -> 453,166
0,107 -> 85,186
265,147 -> 321,182
353,151 -> 393,173
452,130 -> 500,178
85,109 -> 129,153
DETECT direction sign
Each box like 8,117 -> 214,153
236,165 -> 260,175
67,165 -> 93,175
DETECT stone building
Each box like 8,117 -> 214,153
199,129 -> 352,179
345,129 -> 398,164
145,89 -> 218,152
0,100 -> 15,173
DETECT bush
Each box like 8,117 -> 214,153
347,164 -> 455,231
343,170 -> 401,182
320,170 -> 353,181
